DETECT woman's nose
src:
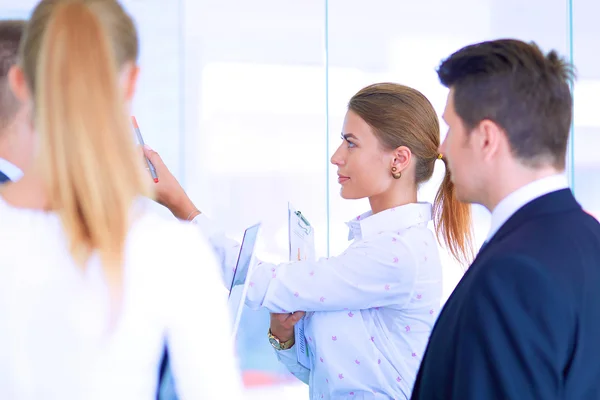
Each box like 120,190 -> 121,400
330,144 -> 345,166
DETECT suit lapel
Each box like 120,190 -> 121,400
475,189 -> 579,261
435,189 -> 581,328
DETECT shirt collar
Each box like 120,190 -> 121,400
346,202 -> 432,241
0,157 -> 23,182
487,173 -> 569,241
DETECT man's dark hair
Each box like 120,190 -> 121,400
0,19 -> 26,130
437,39 -> 575,169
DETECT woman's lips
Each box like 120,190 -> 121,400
338,175 -> 350,184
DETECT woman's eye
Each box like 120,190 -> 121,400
346,140 -> 356,148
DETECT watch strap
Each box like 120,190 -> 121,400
268,329 -> 295,350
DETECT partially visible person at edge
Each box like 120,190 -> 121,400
0,1 -> 243,399
144,82 -> 474,399
0,20 -> 35,185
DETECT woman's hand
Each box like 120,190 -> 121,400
142,145 -> 200,221
270,311 -> 305,342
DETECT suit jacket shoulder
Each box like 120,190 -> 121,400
411,189 -> 600,400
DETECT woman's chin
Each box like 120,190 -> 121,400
339,187 -> 361,200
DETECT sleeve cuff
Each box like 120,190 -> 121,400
274,345 -> 297,363
190,213 -> 221,237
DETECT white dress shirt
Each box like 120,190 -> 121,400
0,197 -> 244,400
193,202 -> 443,400
0,157 -> 23,181
486,174 -> 569,242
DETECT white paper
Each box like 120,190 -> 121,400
288,203 -> 315,263
288,203 -> 314,369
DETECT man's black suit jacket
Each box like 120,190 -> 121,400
412,189 -> 600,400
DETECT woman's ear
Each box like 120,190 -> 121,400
391,145 -> 412,171
8,65 -> 31,103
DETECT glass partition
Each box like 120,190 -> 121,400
180,1 -> 325,397
572,0 -> 600,218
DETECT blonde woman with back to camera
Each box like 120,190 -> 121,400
145,82 -> 475,399
0,0 -> 244,399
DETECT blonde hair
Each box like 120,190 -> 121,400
349,83 -> 474,265
19,0 -> 150,301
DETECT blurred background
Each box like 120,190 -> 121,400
1,0 -> 597,398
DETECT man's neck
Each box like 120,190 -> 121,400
484,165 -> 562,212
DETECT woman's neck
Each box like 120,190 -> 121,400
368,187 -> 418,215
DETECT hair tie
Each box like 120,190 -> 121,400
437,153 -> 443,160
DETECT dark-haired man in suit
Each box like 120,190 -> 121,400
0,19 -> 34,185
412,39 -> 600,399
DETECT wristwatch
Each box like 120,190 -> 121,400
268,329 -> 295,350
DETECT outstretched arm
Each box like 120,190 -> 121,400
143,146 -> 421,314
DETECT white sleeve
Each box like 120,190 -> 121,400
191,214 -> 240,289
163,223 -> 244,400
274,346 -> 310,385
193,215 -> 419,313
248,236 -> 419,312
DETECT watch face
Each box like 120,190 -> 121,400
269,336 -> 281,350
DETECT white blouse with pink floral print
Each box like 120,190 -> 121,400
192,202 -> 442,400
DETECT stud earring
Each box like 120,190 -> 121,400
391,167 -> 401,179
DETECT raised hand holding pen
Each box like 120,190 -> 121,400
131,117 -> 158,183
142,145 -> 200,221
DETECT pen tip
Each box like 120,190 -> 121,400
131,116 -> 138,128
153,178 -> 159,183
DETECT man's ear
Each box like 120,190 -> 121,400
473,119 -> 504,161
8,65 -> 31,103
